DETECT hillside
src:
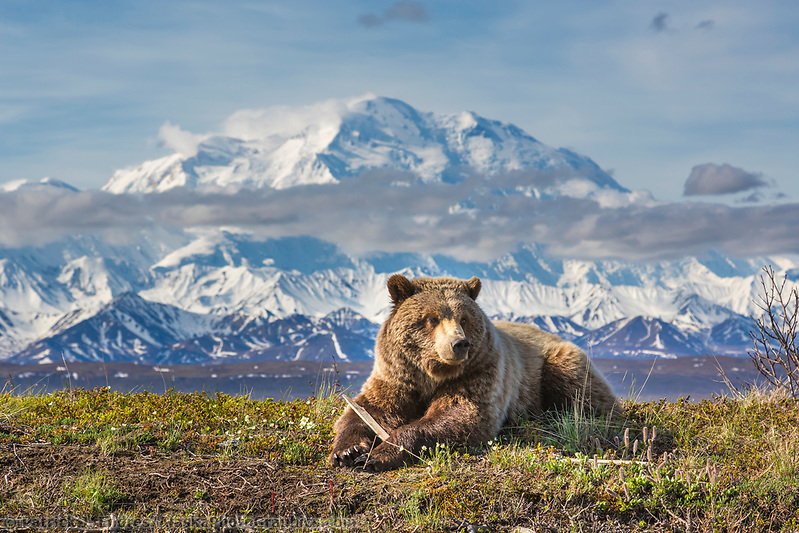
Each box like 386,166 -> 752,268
1,388 -> 797,531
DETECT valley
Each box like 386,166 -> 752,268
0,355 -> 762,402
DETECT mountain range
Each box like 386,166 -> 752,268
1,95 -> 793,365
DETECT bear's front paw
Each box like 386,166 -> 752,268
329,444 -> 371,467
354,444 -> 409,472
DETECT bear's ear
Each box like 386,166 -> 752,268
387,274 -> 416,306
465,276 -> 482,301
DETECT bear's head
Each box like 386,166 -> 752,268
380,274 -> 487,380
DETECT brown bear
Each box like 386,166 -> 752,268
329,274 -> 620,471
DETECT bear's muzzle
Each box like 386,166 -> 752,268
435,319 -> 471,364
450,338 -> 471,359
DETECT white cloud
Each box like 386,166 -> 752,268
157,121 -> 204,158
221,95 -> 376,153
222,96 -> 372,138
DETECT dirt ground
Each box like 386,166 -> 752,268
0,440 -> 678,533
0,441 -> 617,533
1,443 -> 354,531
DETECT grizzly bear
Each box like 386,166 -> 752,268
330,275 -> 620,472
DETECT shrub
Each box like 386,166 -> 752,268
749,265 -> 799,399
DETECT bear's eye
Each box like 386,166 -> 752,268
460,317 -> 468,328
426,316 -> 440,327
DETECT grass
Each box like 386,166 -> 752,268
66,471 -> 128,518
0,386 -> 798,531
0,387 -> 334,461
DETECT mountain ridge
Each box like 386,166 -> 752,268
1,232 -> 776,364
1,95 -> 795,364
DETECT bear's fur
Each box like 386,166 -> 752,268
330,275 -> 620,471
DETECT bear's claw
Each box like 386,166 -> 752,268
353,453 -> 381,472
354,449 -> 404,472
330,445 -> 369,467
332,448 -> 393,472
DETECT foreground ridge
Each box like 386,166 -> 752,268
0,388 -> 797,531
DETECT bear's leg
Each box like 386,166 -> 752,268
329,410 -> 375,467
330,381 -> 429,468
356,395 -> 494,472
540,344 -> 620,417
329,395 -> 384,467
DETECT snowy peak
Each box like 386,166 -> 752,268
493,314 -> 588,342
671,293 -> 736,332
1,177 -> 79,193
12,293 -> 208,364
3,228 -> 792,363
10,289 -> 380,365
103,96 -> 625,194
3,225 -> 791,364
709,316 -> 754,356
152,233 -> 353,274
6,96 -> 795,365
577,316 -> 709,359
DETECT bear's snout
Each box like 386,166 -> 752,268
434,318 -> 471,365
450,338 -> 471,358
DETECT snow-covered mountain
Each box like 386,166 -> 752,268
103,95 -> 626,194
1,95 -> 794,364
13,292 -> 378,365
1,177 -> 79,193
575,316 -> 709,359
1,230 -> 780,364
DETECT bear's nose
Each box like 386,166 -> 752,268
451,338 -> 471,357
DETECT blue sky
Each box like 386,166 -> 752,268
1,0 -> 798,203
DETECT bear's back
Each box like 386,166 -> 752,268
491,321 -> 552,419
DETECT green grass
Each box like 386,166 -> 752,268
1,386 -> 798,531
66,471 -> 128,518
0,387 -> 335,463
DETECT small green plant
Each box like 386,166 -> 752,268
312,379 -> 340,417
0,389 -> 26,424
420,441 -> 458,476
485,439 -> 532,469
66,471 -> 127,517
539,400 -> 619,456
399,488 -> 443,529
161,420 -> 185,452
281,439 -> 313,464
95,426 -> 123,455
